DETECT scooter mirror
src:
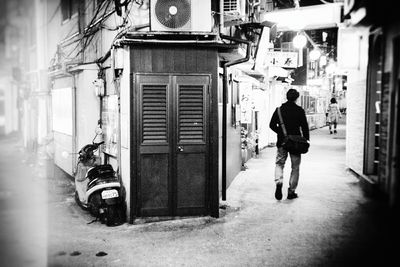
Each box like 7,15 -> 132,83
95,127 -> 103,135
61,151 -> 69,159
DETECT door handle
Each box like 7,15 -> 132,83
177,146 -> 184,152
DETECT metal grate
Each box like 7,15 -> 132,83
178,85 -> 204,143
141,84 -> 168,144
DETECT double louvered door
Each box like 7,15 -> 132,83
136,74 -> 210,216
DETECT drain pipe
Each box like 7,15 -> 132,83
220,34 -> 252,201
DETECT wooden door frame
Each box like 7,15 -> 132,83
131,73 -> 212,219
364,33 -> 384,176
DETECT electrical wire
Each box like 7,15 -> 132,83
122,1 -> 134,28
52,0 -> 105,62
319,0 -> 335,4
73,0 -> 113,59
53,0 -> 136,65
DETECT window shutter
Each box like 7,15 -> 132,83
141,84 -> 168,144
178,85 -> 205,143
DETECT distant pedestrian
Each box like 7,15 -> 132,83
326,98 -> 342,134
269,89 -> 310,200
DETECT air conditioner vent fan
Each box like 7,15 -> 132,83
155,0 -> 191,29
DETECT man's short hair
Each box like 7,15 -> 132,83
286,89 -> 300,101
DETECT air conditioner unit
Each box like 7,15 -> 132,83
150,0 -> 212,32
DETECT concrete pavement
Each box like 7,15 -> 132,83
1,124 -> 398,266
0,135 -> 48,267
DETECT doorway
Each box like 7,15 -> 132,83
389,37 -> 400,207
364,34 -> 384,179
133,74 -> 211,217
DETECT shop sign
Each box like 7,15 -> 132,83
265,51 -> 298,68
240,82 -> 254,124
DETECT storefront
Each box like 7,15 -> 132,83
341,0 -> 400,208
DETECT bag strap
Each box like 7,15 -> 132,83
277,107 -> 288,137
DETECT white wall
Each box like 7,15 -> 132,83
76,68 -> 101,152
120,47 -> 131,220
2,78 -> 19,134
52,68 -> 100,176
52,76 -> 74,175
338,26 -> 370,174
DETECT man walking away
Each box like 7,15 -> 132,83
269,89 -> 310,200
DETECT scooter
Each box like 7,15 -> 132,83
74,138 -> 125,226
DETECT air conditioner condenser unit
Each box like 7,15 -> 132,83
150,0 -> 212,32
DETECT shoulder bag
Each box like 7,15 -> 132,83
277,107 -> 310,154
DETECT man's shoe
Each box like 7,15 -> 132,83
287,190 -> 298,200
275,183 -> 283,200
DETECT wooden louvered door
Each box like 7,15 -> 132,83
174,75 -> 209,216
137,75 -> 171,216
136,74 -> 210,217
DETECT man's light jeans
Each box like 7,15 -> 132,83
274,147 -> 301,192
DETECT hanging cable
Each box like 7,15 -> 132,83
319,0 -> 335,4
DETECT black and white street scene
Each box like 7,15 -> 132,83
1,0 -> 399,266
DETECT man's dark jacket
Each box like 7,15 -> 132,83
269,101 -> 310,147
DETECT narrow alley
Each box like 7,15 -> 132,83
1,123 -> 397,267
1,1 -> 400,266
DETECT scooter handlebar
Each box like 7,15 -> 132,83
79,142 -> 104,157
96,141 -> 105,146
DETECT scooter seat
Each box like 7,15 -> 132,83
86,165 -> 118,191
87,164 -> 115,180
87,176 -> 120,192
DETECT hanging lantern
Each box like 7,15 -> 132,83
309,49 -> 321,61
293,34 -> 307,49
